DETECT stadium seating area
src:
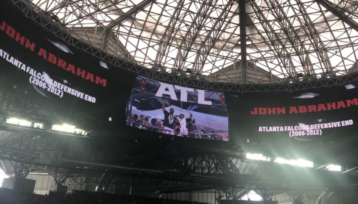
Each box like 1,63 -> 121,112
0,188 -> 206,204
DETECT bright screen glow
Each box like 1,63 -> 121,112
326,164 -> 342,172
52,124 -> 87,136
275,158 -> 314,168
6,118 -> 44,129
240,190 -> 262,201
246,153 -> 271,162
6,118 -> 32,127
0,168 -> 9,187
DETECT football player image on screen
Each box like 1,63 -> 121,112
162,100 -> 176,129
126,76 -> 229,141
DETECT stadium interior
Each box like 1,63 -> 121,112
1,0 -> 358,203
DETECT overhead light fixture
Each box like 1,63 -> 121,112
274,158 -> 314,168
326,164 -> 341,172
99,61 -> 109,69
345,84 -> 356,90
246,153 -> 271,162
6,118 -> 44,129
6,118 -> 31,127
34,123 -> 44,129
52,124 -> 87,136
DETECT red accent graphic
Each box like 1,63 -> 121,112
250,98 -> 358,115
0,20 -> 107,88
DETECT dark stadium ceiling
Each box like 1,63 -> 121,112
25,0 -> 358,84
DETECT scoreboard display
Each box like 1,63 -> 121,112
226,83 -> 358,160
126,76 -> 229,141
0,2 -> 135,128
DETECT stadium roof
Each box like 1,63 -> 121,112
29,0 -> 358,84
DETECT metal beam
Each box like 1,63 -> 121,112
10,0 -> 358,93
294,0 -> 332,74
104,0 -> 155,31
342,166 -> 358,174
268,0 -> 311,75
315,0 -> 358,32
248,0 -> 296,76
174,0 -> 216,70
239,0 -> 247,84
218,61 -> 282,82
47,0 -> 77,13
195,1 -> 235,72
153,185 -> 215,196
102,30 -> 110,50
0,146 -> 39,159
154,0 -> 185,66
101,29 -> 136,62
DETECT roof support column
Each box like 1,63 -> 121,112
102,30 -> 110,50
239,0 -> 247,84
104,0 -> 156,31
315,0 -> 358,32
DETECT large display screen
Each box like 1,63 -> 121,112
127,76 -> 229,141
226,83 -> 358,159
0,2 -> 136,128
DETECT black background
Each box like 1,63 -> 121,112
226,83 -> 358,162
0,2 -> 136,129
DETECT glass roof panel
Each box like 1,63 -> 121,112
29,0 -> 358,83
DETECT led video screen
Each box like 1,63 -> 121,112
127,76 -> 229,141
0,19 -> 110,106
220,201 -> 278,204
226,83 -> 358,158
0,2 -> 135,128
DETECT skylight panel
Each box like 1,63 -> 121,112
27,0 -> 358,82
